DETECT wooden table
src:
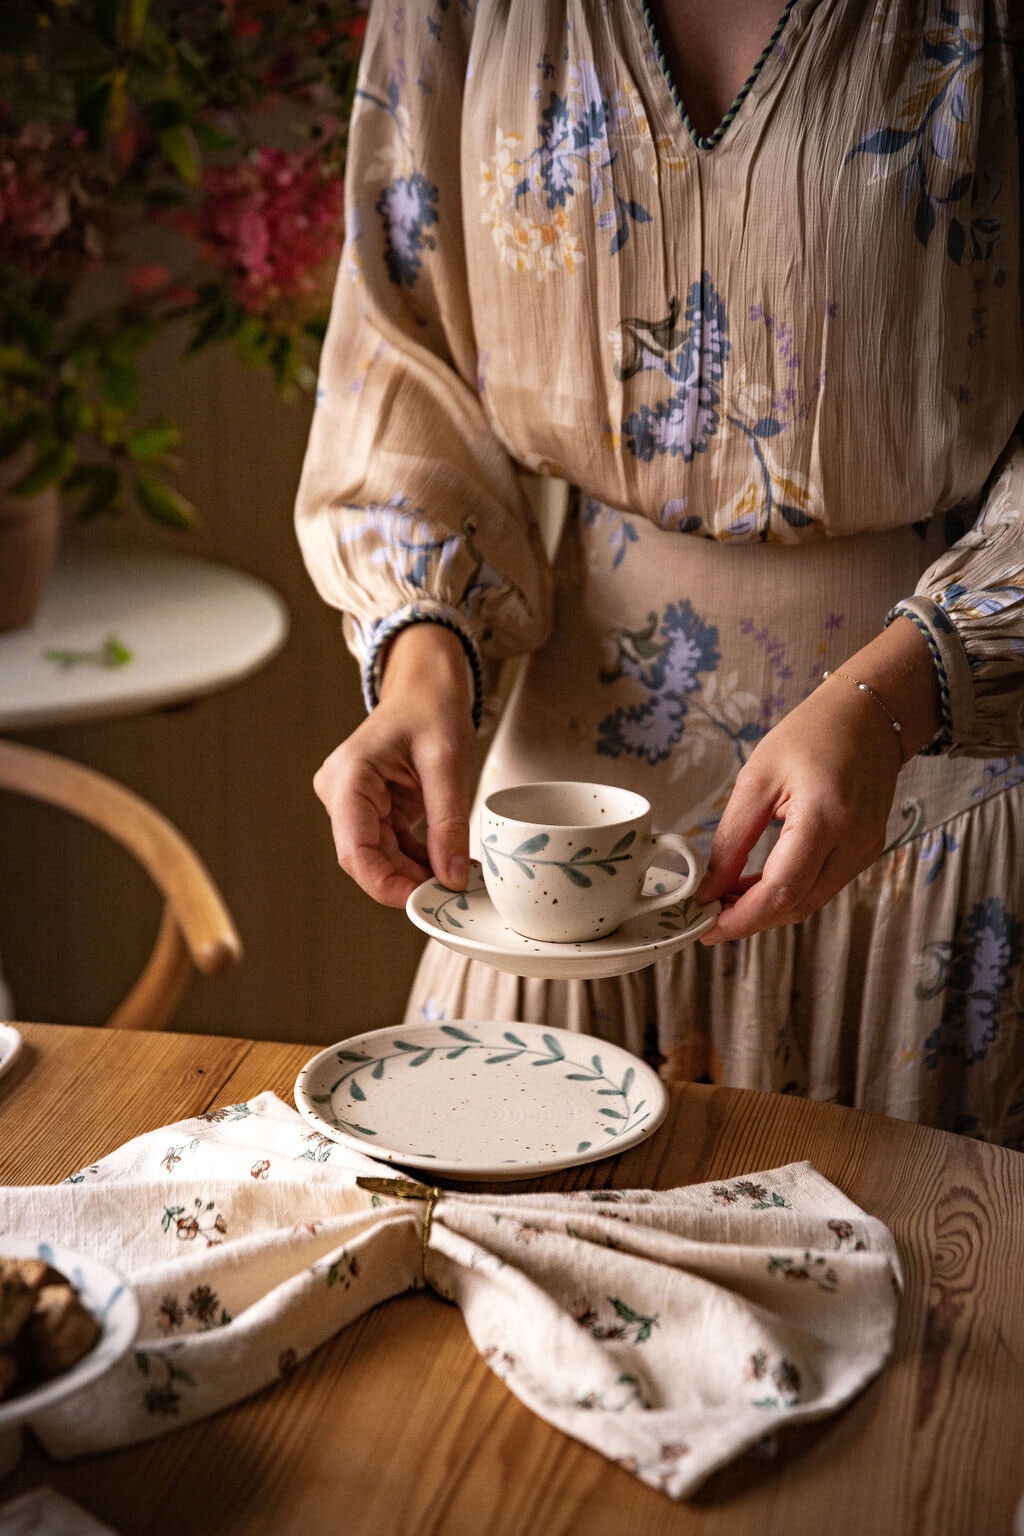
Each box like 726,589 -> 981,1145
0,1023 -> 1021,1536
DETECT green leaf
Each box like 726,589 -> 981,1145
64,463 -> 120,521
13,444 -> 69,495
349,1080 -> 366,1101
100,360 -> 139,409
439,1025 -> 478,1042
158,124 -> 202,185
0,346 -> 44,384
126,0 -> 151,43
514,834 -> 549,857
134,475 -> 196,529
126,421 -> 180,461
541,1034 -> 565,1059
609,832 -> 637,857
186,301 -> 243,356
562,865 -> 592,888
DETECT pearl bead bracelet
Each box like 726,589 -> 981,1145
821,669 -> 904,753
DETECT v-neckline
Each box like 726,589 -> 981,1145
639,0 -> 803,153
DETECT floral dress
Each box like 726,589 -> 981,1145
295,0 -> 1024,1146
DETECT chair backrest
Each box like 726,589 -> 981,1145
0,739 -> 242,1030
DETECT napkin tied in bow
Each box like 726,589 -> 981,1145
0,1092 -> 900,1500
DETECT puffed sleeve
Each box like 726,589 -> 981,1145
888,431 -> 1024,756
293,0 -> 553,729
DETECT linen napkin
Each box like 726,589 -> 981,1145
0,1092 -> 901,1500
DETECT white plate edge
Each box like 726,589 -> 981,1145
293,1021 -> 669,1180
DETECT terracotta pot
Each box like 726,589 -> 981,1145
0,450 -> 62,634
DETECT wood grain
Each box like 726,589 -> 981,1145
1,1024 -> 1022,1536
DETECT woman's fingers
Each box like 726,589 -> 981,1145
696,771 -> 777,905
414,736 -> 473,891
702,833 -> 847,942
696,678 -> 898,943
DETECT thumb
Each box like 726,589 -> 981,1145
417,743 -> 472,890
697,774 -> 776,902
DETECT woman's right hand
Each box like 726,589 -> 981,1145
313,623 -> 476,908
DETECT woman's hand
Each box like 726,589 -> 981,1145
697,617 -> 942,943
313,624 -> 476,908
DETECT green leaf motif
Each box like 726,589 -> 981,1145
514,834 -> 550,856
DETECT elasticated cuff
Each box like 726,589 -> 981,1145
886,596 -> 970,754
361,603 -> 484,730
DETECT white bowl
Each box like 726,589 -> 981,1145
0,1238 -> 139,1477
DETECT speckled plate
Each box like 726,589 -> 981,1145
406,861 -> 720,980
0,1024 -> 22,1086
294,1020 -> 668,1180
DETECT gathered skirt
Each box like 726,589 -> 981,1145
406,499 -> 1024,1148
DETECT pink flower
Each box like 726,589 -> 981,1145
0,119 -> 108,274
197,146 -> 345,317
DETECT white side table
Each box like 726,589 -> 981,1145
0,542 -> 289,731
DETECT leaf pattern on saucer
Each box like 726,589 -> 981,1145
310,1024 -> 652,1150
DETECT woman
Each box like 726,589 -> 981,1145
296,0 -> 1024,1145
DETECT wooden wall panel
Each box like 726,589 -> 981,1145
0,345 -> 568,1044
0,345 -> 428,1042
0,343 -> 567,1043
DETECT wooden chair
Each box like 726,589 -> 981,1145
0,739 -> 242,1030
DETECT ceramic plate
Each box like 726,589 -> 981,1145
294,1020 -> 669,1179
0,1024 -> 22,1085
0,1238 -> 139,1431
406,862 -> 720,980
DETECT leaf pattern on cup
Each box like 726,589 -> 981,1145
482,829 -> 637,886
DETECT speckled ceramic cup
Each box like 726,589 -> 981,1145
480,781 -> 703,943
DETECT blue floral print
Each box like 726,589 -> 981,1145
376,171 -> 438,287
615,279 -> 825,538
520,63 -> 653,254
581,496 -> 639,568
596,599 -> 764,766
618,279 -> 729,463
338,495 -> 461,589
483,58 -> 654,272
918,898 -> 1023,1067
845,10 -> 1001,265
357,77 -> 439,290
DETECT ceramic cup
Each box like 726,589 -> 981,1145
480,781 -> 703,943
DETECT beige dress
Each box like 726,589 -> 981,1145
295,0 -> 1024,1145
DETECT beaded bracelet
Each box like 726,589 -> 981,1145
822,669 -> 905,759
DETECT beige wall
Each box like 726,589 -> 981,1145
0,345 -> 429,1043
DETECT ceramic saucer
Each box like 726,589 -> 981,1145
294,1020 -> 668,1179
406,862 -> 720,980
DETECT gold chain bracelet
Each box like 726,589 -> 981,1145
822,669 -> 905,758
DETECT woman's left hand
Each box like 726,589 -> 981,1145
696,617 -> 942,943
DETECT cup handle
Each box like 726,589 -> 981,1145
626,832 -> 704,921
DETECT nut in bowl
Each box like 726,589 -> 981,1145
0,1238 -> 139,1479
480,781 -> 703,944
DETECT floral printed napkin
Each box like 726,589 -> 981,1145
0,1093 -> 901,1500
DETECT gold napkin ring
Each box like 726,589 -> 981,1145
356,1175 -> 443,1283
